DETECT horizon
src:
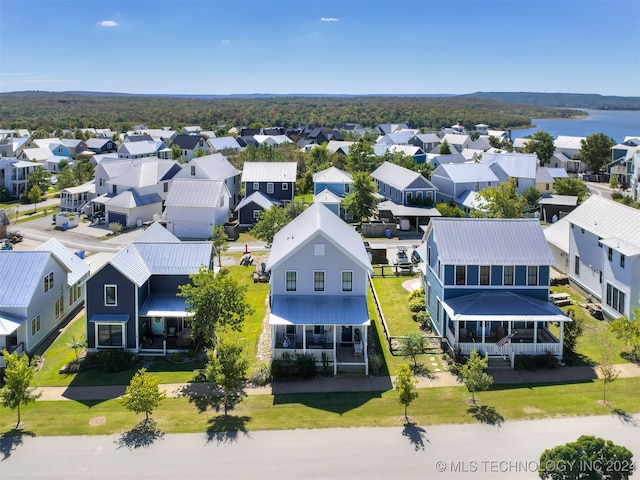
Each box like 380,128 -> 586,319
1,0 -> 639,97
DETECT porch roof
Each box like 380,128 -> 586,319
89,314 -> 130,323
269,295 -> 370,326
443,291 -> 569,323
0,314 -> 23,335
139,294 -> 193,317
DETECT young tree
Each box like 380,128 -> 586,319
178,268 -> 254,349
438,139 -> 452,155
579,133 -> 616,173
477,178 -> 527,218
56,166 -> 77,190
539,435 -> 634,480
346,141 -> 377,173
342,171 -> 378,226
609,310 -> 640,356
28,185 -> 41,213
120,368 -> 166,424
211,224 -> 228,268
460,350 -> 493,404
108,221 -> 122,235
521,131 -> 555,166
394,363 -> 418,422
0,351 -> 41,428
553,177 -> 589,203
609,176 -> 620,191
598,346 -> 619,405
562,308 -> 584,354
205,340 -> 249,415
66,335 -> 86,363
73,161 -> 94,184
435,202 -> 465,217
399,333 -> 425,371
250,206 -> 291,246
521,186 -> 541,211
28,166 -> 51,193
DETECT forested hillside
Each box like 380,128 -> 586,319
0,92 -> 580,132
466,92 -> 640,110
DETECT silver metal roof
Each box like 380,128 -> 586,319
139,294 -> 192,317
0,252 -> 49,308
134,222 -> 180,243
371,161 -> 435,191
176,154 -> 239,181
240,162 -> 297,182
314,188 -> 342,204
543,218 -> 570,253
35,238 -> 90,286
234,191 -> 277,211
312,166 -> 353,184
269,295 -> 370,326
433,162 -> 501,183
429,218 -> 555,265
377,200 -> 441,218
481,152 -> 538,179
165,179 -> 226,207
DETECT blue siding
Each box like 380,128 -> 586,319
539,266 -> 550,286
515,266 -> 526,286
444,265 -> 454,285
238,201 -> 266,225
491,265 -> 502,285
314,182 -> 348,197
245,181 -> 294,202
467,265 -> 479,286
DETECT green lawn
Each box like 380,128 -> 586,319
32,266 -> 269,387
2,378 -> 639,436
371,276 -> 421,336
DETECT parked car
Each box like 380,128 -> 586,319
1,240 -> 12,250
6,230 -> 23,243
411,247 -> 422,265
395,246 -> 410,265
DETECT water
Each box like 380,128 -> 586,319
510,109 -> 640,143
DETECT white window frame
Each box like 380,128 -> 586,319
95,323 -> 125,348
455,265 -> 466,286
253,182 -> 259,191
267,182 -> 274,194
479,265 -> 490,285
503,265 -> 514,286
31,315 -> 41,336
55,294 -> 64,318
527,266 -> 539,286
282,182 -> 288,190
44,271 -> 54,293
253,209 -> 261,219
314,243 -> 325,256
104,284 -> 117,306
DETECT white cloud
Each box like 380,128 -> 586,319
221,39 -> 231,44
98,20 -> 119,28
320,17 -> 339,22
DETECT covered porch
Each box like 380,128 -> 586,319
442,291 -> 570,367
138,294 -> 193,355
270,295 -> 370,375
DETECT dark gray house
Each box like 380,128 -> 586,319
240,162 -> 297,204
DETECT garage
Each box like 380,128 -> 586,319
172,222 -> 212,240
107,212 -> 127,226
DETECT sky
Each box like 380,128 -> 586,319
1,0 -> 639,97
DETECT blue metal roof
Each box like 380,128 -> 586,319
269,295 -> 370,326
139,294 -> 191,317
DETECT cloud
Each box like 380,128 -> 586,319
221,39 -> 231,44
98,20 -> 119,28
320,17 -> 339,22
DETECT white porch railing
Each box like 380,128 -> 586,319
458,342 -> 561,357
273,348 -> 334,362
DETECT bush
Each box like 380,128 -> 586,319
368,353 -> 384,376
109,222 -> 123,235
171,353 -> 184,363
514,353 -> 559,370
415,310 -> 431,331
271,353 -> 316,380
248,361 -> 272,386
92,350 -> 134,373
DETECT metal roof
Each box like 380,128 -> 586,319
432,162 -> 502,183
117,140 -> 164,156
481,152 -> 538,179
111,160 -> 180,188
428,218 -> 555,265
234,191 -> 277,211
139,294 -> 192,317
209,137 -> 241,151
538,195 -> 578,206
312,166 -> 353,184
371,161 -> 435,191
314,188 -> 342,204
61,182 -> 95,195
555,136 -> 585,150
377,200 -> 441,218
0,252 -> 49,307
543,218 -> 570,253
175,154 -> 240,181
106,190 -> 162,208
563,196 -> 640,251
35,238 -> 90,286
266,202 -> 372,273
269,295 -> 370,326
135,222 -> 180,243
165,179 -> 226,207
443,291 -> 569,322
240,162 -> 297,182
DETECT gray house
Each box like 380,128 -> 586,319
370,161 -> 436,206
266,202 -> 373,375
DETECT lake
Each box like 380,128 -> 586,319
511,109 -> 640,143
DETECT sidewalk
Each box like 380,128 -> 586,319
35,363 -> 640,402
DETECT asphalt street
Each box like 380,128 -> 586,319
0,415 -> 637,479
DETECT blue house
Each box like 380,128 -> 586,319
85,223 -> 214,354
312,166 -> 353,197
419,218 -> 570,367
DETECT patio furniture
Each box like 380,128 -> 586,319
354,340 -> 364,356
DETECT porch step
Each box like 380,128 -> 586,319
487,357 -> 512,369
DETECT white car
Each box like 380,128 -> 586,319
50,176 -> 58,185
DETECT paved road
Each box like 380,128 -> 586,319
0,415 -> 637,479
585,181 -> 613,199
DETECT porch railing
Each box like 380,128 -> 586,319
457,341 -> 561,357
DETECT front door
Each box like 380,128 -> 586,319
341,326 -> 353,343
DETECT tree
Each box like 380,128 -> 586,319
399,333 -> 425,371
460,350 -> 493,404
438,139 -> 452,155
477,178 -> 527,218
171,143 -> 182,161
598,345 -> 619,405
342,171 -> 378,225
521,186 -> 541,211
109,222 -> 122,235
205,339 -> 249,415
27,185 -> 41,212
120,367 -> 166,424
435,202 -> 465,217
178,268 -> 254,349
394,363 -> 418,422
28,166 -> 51,193
521,131 -> 555,166
211,224 -> 228,268
539,435 -> 634,480
73,161 -> 94,184
193,147 -> 206,158
579,133 -> 616,173
609,310 -> 640,356
66,335 -> 86,363
562,308 -> 584,353
346,140 -> 377,173
0,351 -> 41,428
609,176 -> 620,191
553,177 -> 589,203
250,206 -> 291,246
56,166 -> 77,190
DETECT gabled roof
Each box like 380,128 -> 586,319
537,195 -> 578,206
85,138 -> 113,148
117,140 -> 165,156
371,162 -> 435,191
20,147 -> 52,160
111,160 -> 180,187
314,188 -> 342,204
535,167 -> 554,183
543,217 -> 571,253
563,196 -> 640,253
376,131 -> 414,145
172,135 -> 203,150
0,252 -> 50,308
411,133 -> 440,144
234,191 -> 278,211
427,218 -> 554,265
555,136 -> 585,150
442,133 -> 470,145
135,222 -> 180,243
325,140 -> 355,154
165,179 -> 227,207
35,238 -> 89,286
547,168 -> 568,178
175,154 -> 239,181
266,202 -> 372,273
454,190 -> 485,210
481,152 -> 537,179
253,134 -> 292,145
312,166 -> 353,184
387,144 -> 424,157
107,190 -> 162,208
240,162 -> 297,182
208,136 -> 241,151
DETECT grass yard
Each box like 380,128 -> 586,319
371,275 -> 421,336
2,378 -> 638,436
32,266 -> 269,388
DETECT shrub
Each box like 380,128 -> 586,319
93,350 -> 133,373
514,353 -> 559,370
368,353 -> 384,376
248,361 -> 272,386
109,222 -> 123,235
271,353 -> 316,380
415,310 -> 431,331
171,353 -> 184,363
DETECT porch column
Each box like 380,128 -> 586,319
533,321 -> 538,345
271,325 -> 275,352
454,322 -> 460,344
481,320 -> 486,345
364,326 -> 369,375
302,326 -> 306,354
559,322 -> 565,356
333,327 -> 337,376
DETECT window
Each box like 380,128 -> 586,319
44,272 -> 54,293
282,182 -> 288,190
574,256 -> 580,276
97,324 -> 123,347
545,183 -> 550,191
99,178 -> 105,187
606,283 -> 626,314
479,266 -> 490,285
31,315 -> 41,336
253,210 -> 261,219
267,182 -> 274,194
598,238 -> 602,248
191,165 -> 196,176
69,282 -> 81,306
455,265 -> 466,285
313,325 -> 324,335
342,271 -> 353,292
104,285 -> 117,306
219,195 -> 224,207
345,184 -> 350,194
427,283 -> 431,306
55,295 -> 64,318
581,228 -> 585,234
314,243 -> 325,256
427,246 -> 431,266
285,325 -> 296,335
406,192 -> 413,201
527,266 -> 538,286
252,182 -> 259,191
112,185 -> 117,195
286,271 -> 297,292
620,254 -> 625,268
608,248 -> 613,261
163,182 -> 168,193
314,271 -> 325,292
474,182 -> 479,191
503,266 -> 514,286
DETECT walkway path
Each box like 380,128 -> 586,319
35,362 -> 640,402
